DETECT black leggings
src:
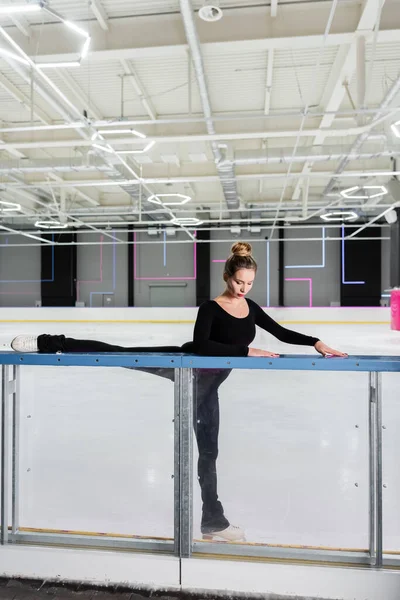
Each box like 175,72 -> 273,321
37,334 -> 231,533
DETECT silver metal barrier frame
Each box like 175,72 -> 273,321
1,352 -> 399,567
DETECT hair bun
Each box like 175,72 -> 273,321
231,241 -> 252,257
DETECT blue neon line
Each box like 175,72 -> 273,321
285,227 -> 326,269
266,240 -> 270,307
0,234 -> 55,283
341,226 -> 365,285
163,230 -> 167,267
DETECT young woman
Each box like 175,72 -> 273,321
12,241 -> 346,542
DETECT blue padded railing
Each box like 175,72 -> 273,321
0,352 -> 399,372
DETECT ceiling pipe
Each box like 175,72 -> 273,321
0,142 -> 396,174
323,73 -> 400,196
234,145 -> 399,165
174,0 -> 238,210
3,169 -> 400,190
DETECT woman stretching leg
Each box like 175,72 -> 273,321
11,241 -> 346,542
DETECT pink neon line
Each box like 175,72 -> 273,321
134,231 -> 197,280
212,260 -> 225,263
285,277 -> 313,308
76,235 -> 104,302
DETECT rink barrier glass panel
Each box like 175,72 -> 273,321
0,352 -> 399,567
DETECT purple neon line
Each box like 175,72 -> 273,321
341,226 -> 365,285
133,231 -> 197,280
285,277 -> 313,308
212,260 -> 225,263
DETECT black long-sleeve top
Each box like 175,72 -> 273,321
189,298 -> 319,357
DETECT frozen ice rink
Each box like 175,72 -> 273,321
1,314 -> 399,552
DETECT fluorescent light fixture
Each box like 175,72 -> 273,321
0,48 -> 29,66
148,193 -> 191,206
81,37 -> 91,59
116,141 -> 155,155
92,143 -> 114,154
35,220 -> 68,229
0,200 -> 21,212
36,62 -> 81,69
99,129 -> 146,139
64,20 -> 90,38
320,211 -> 358,222
131,129 -> 146,139
170,217 -> 203,226
91,132 -> 99,141
391,121 -> 400,138
340,185 -> 388,199
385,209 -> 398,224
0,3 -> 41,14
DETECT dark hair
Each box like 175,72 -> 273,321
224,242 -> 258,279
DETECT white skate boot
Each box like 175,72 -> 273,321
202,524 -> 246,542
11,335 -> 39,353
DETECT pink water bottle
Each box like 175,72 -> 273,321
391,289 -> 400,330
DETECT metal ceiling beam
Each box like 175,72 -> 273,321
55,70 -> 103,122
89,0 -> 109,31
10,15 -> 31,38
0,122 -> 386,152
264,49 -> 274,115
120,59 -> 157,121
30,27 -> 400,63
48,173 -> 100,207
0,72 -> 50,125
291,0 -> 387,201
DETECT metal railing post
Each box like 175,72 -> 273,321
179,367 -> 193,558
369,371 -> 383,567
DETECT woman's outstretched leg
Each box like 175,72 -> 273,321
11,333 -> 182,354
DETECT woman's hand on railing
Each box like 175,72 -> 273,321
314,341 -> 348,358
248,348 -> 280,357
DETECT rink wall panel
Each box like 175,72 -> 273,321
0,306 -> 391,324
0,229 -> 391,308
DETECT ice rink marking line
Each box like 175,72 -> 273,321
0,319 -> 390,325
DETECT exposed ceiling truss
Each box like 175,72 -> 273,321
0,0 -> 397,244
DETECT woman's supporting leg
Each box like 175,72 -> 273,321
193,368 -> 232,533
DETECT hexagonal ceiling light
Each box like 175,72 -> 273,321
391,120 -> 400,138
170,217 -> 203,226
0,200 -> 21,212
148,194 -> 192,206
35,220 -> 68,229
320,211 -> 358,222
340,185 -> 388,199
